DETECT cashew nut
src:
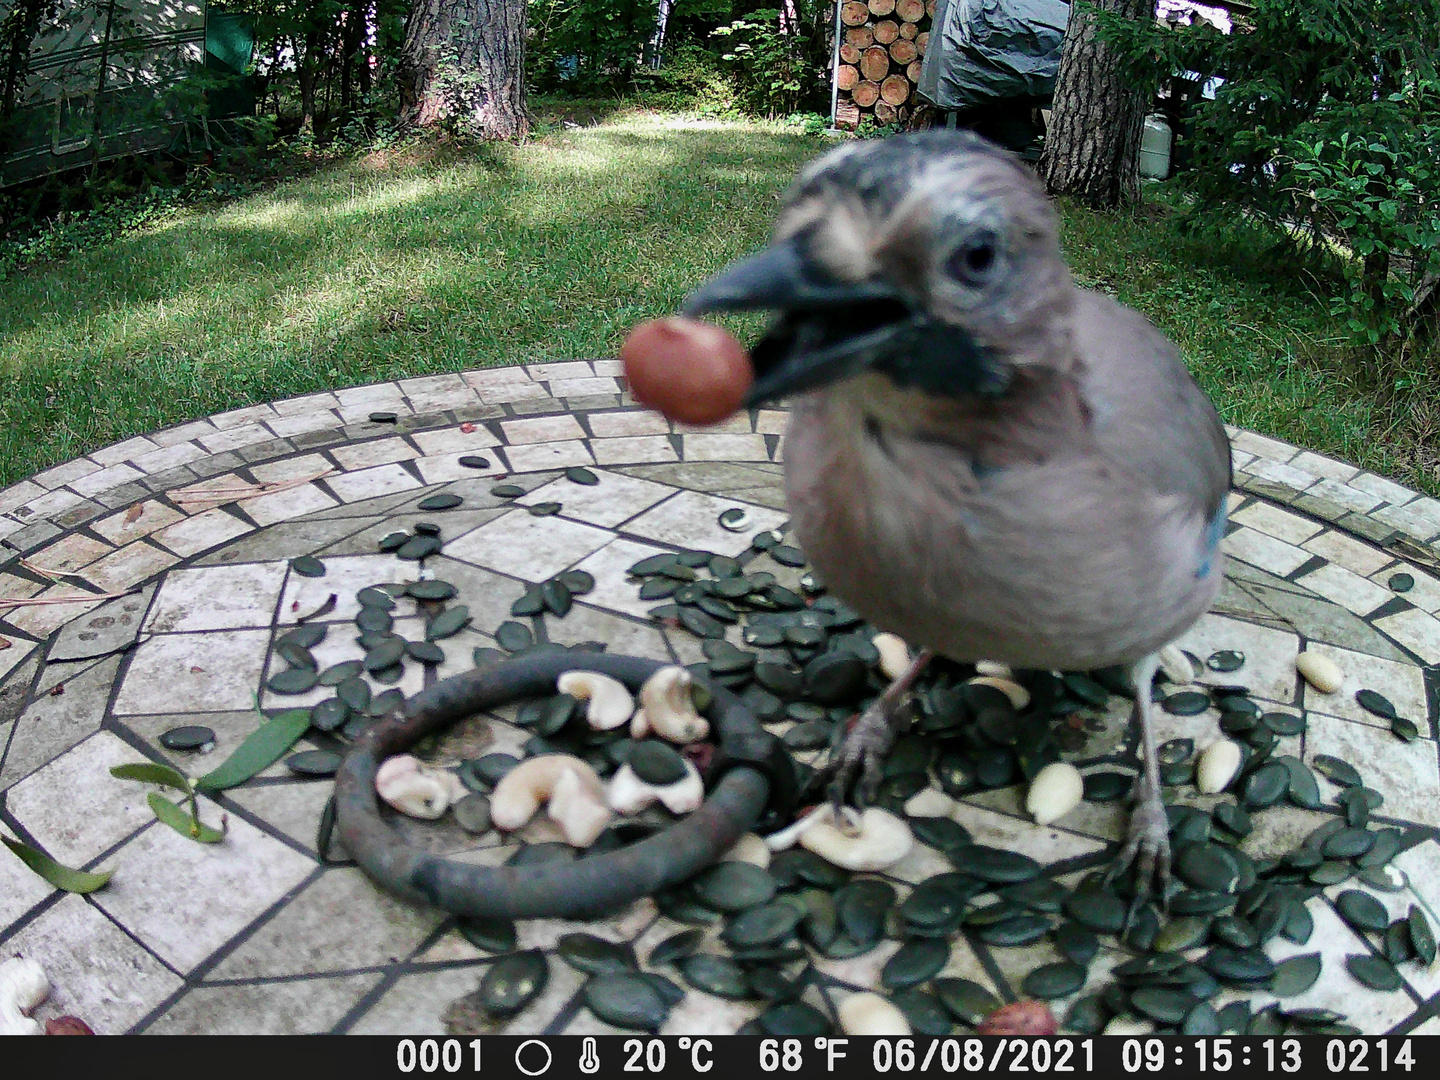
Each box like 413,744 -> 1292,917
761,804 -> 836,851
607,758 -> 705,815
838,992 -> 911,1035
800,806 -> 913,871
375,755 -> 466,820
1159,643 -> 1196,684
871,632 -> 912,680
630,665 -> 709,743
966,674 -> 1030,710
490,754 -> 612,847
557,671 -> 635,730
974,660 -> 1012,678
0,957 -> 49,1036
720,832 -> 772,868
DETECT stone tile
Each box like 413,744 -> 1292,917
1374,498 -> 1440,542
422,557 -> 529,633
515,470 -> 672,529
196,514 -> 376,566
227,778 -> 339,857
565,538 -> 677,620
91,500 -> 187,545
69,462 -> 145,498
501,414 -> 586,444
444,510 -> 612,581
152,507 -> 255,557
0,819 -> 55,927
755,409 -> 788,436
149,418 -> 218,448
623,491 -> 787,558
1378,563 -> 1440,614
326,463 -> 423,504
587,411 -> 670,438
674,414 -> 753,435
527,360 -> 594,381
1221,526 -> 1313,577
1302,528 -> 1394,577
92,809 -> 315,972
146,562 -> 287,633
118,710 -> 292,783
549,376 -> 620,398
322,509 -> 504,556
6,585 -> 107,639
351,966 -> 517,1036
133,440 -> 211,475
412,425 -> 501,456
5,893 -> 184,1034
463,366 -> 533,388
1231,501 -> 1324,545
1308,477 -> 1386,515
149,972 -> 382,1034
5,732 -> 153,863
35,531 -> 113,572
266,410 -> 341,439
0,478 -> 47,515
0,656 -> 120,790
1374,608 -> 1440,665
14,485 -> 89,521
544,605 -> 672,663
501,440 -> 596,472
113,629 -> 271,714
1231,430 -> 1297,462
948,801 -> 1106,863
273,553 -> 422,625
82,541 -> 180,592
271,390 -> 341,417
478,382 -> 551,405
1352,470 -> 1422,507
592,436 -> 679,465
1257,899 -> 1416,1032
208,867 -> 442,979
1169,613 -> 1301,703
682,433 -> 771,462
1290,449 -> 1361,483
1305,712 -> 1440,828
414,452 -> 499,485
238,482 -> 340,527
1295,562 -> 1391,616
198,422 -> 273,454
212,403 -> 278,429
34,456 -> 103,490
1298,642 -> 1429,728
249,453 -> 332,485
331,437 -> 419,472
259,614 -> 426,710
1243,457 -> 1317,493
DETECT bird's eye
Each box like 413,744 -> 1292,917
945,233 -> 999,287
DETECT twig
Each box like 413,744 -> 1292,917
171,469 -> 335,508
0,589 -> 136,611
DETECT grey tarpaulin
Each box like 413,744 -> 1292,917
916,0 -> 1069,110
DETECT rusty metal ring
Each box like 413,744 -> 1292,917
335,651 -> 772,920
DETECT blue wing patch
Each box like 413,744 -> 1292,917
1196,501 -> 1228,579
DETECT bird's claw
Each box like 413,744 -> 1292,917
1110,787 -> 1172,902
822,699 -> 898,814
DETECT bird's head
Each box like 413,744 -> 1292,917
683,130 -> 1076,407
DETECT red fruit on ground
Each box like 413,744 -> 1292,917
976,1000 -> 1058,1036
620,317 -> 753,426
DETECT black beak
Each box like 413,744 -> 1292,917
682,237 -> 918,406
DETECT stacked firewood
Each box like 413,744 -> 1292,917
834,0 -> 933,129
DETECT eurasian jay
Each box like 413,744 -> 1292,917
682,130 -> 1231,893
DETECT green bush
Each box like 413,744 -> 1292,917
1104,0 -> 1440,341
712,5 -> 829,117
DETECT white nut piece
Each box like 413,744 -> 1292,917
1158,643 -> 1196,684
974,660 -> 1012,678
1025,761 -> 1084,825
762,804 -> 835,851
838,992 -> 911,1036
630,666 -> 710,743
800,807 -> 913,871
375,755 -> 465,820
607,758 -> 705,815
967,675 -> 1031,711
491,754 -> 612,847
558,670 -> 635,730
1196,739 -> 1243,794
721,832 -> 772,868
1296,651 -> 1343,694
903,787 -> 956,818
871,632 -> 912,681
0,957 -> 49,1036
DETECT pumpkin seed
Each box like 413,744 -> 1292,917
584,973 -> 667,1031
478,951 -> 548,1017
680,953 -> 749,999
1240,761 -> 1289,808
1181,1002 -> 1221,1036
457,454 -> 490,469
378,531 -> 410,552
1163,691 -> 1211,716
363,638 -> 406,672
1083,771 -> 1133,802
310,697 -> 350,732
1410,905 -> 1437,965
978,914 -> 1051,947
1063,995 -> 1108,1035
1279,755 -> 1323,809
759,1001 -> 830,1038
1063,885 -> 1127,933
427,605 -> 472,640
1281,900 -> 1314,944
369,688 -> 404,716
770,545 -> 806,567
629,741 -> 687,785
718,507 -> 752,532
528,501 -> 562,517
1389,572 -> 1415,592
335,677 -> 371,714
1392,718 -> 1420,742
1262,711 -> 1306,735
267,667 -> 319,694
1202,948 -> 1275,984
564,466 -> 599,485
558,933 -> 636,975
1156,916 -> 1211,953
492,484 -> 524,498
458,916 -> 515,953
407,580 -> 458,602
692,862 -> 777,912
1346,953 -> 1402,991
1130,986 -> 1195,1024
291,555 -> 326,578
835,880 -> 896,944
495,621 -> 534,652
1270,953 -> 1321,997
881,937 -> 949,989
649,929 -> 704,967
1053,922 -> 1099,965
159,725 -> 216,751
723,902 -> 805,948
1336,889 -> 1390,932
1313,754 -> 1362,786
1176,843 -> 1242,892
397,534 -> 442,560
369,411 -> 397,423
418,493 -> 462,511
1355,689 -> 1396,719
404,641 -> 444,665
1207,650 -> 1245,672
934,978 -> 999,1026
453,793 -> 491,833
1023,961 -> 1086,1000
1385,922 -> 1414,964
1323,828 -> 1376,860
959,846 -> 1041,883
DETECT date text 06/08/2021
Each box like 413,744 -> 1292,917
390,1036 -> 1424,1080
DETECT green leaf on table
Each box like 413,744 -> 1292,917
1,834 -> 113,894
194,707 -> 312,792
110,761 -> 193,794
147,793 -> 226,844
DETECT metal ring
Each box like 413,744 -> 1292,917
335,651 -> 771,920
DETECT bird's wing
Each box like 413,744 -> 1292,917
1072,290 -> 1232,520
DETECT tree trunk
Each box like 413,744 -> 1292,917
398,0 -> 528,139
297,28 -> 320,134
1039,0 -> 1153,210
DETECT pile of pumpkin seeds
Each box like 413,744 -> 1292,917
169,483 -> 1436,1035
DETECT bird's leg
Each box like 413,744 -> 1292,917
1111,653 -> 1171,899
826,648 -> 935,814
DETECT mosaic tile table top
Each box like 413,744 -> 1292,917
2,360 -> 1440,1037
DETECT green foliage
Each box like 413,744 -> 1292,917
1101,0 -> 1440,341
529,0 -> 661,91
711,6 -> 828,117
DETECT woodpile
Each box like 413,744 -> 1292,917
832,0 -> 934,129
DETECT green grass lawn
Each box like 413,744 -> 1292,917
0,106 -> 1433,496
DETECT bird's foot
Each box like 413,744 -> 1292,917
819,696 -> 900,814
1109,786 -> 1172,901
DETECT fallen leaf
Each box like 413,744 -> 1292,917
124,504 -> 144,524
148,792 -> 226,843
110,761 -> 193,794
1,835 -> 112,894
46,1016 -> 95,1035
194,707 -> 312,792
0,636 -> 10,651
48,684 -> 64,696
